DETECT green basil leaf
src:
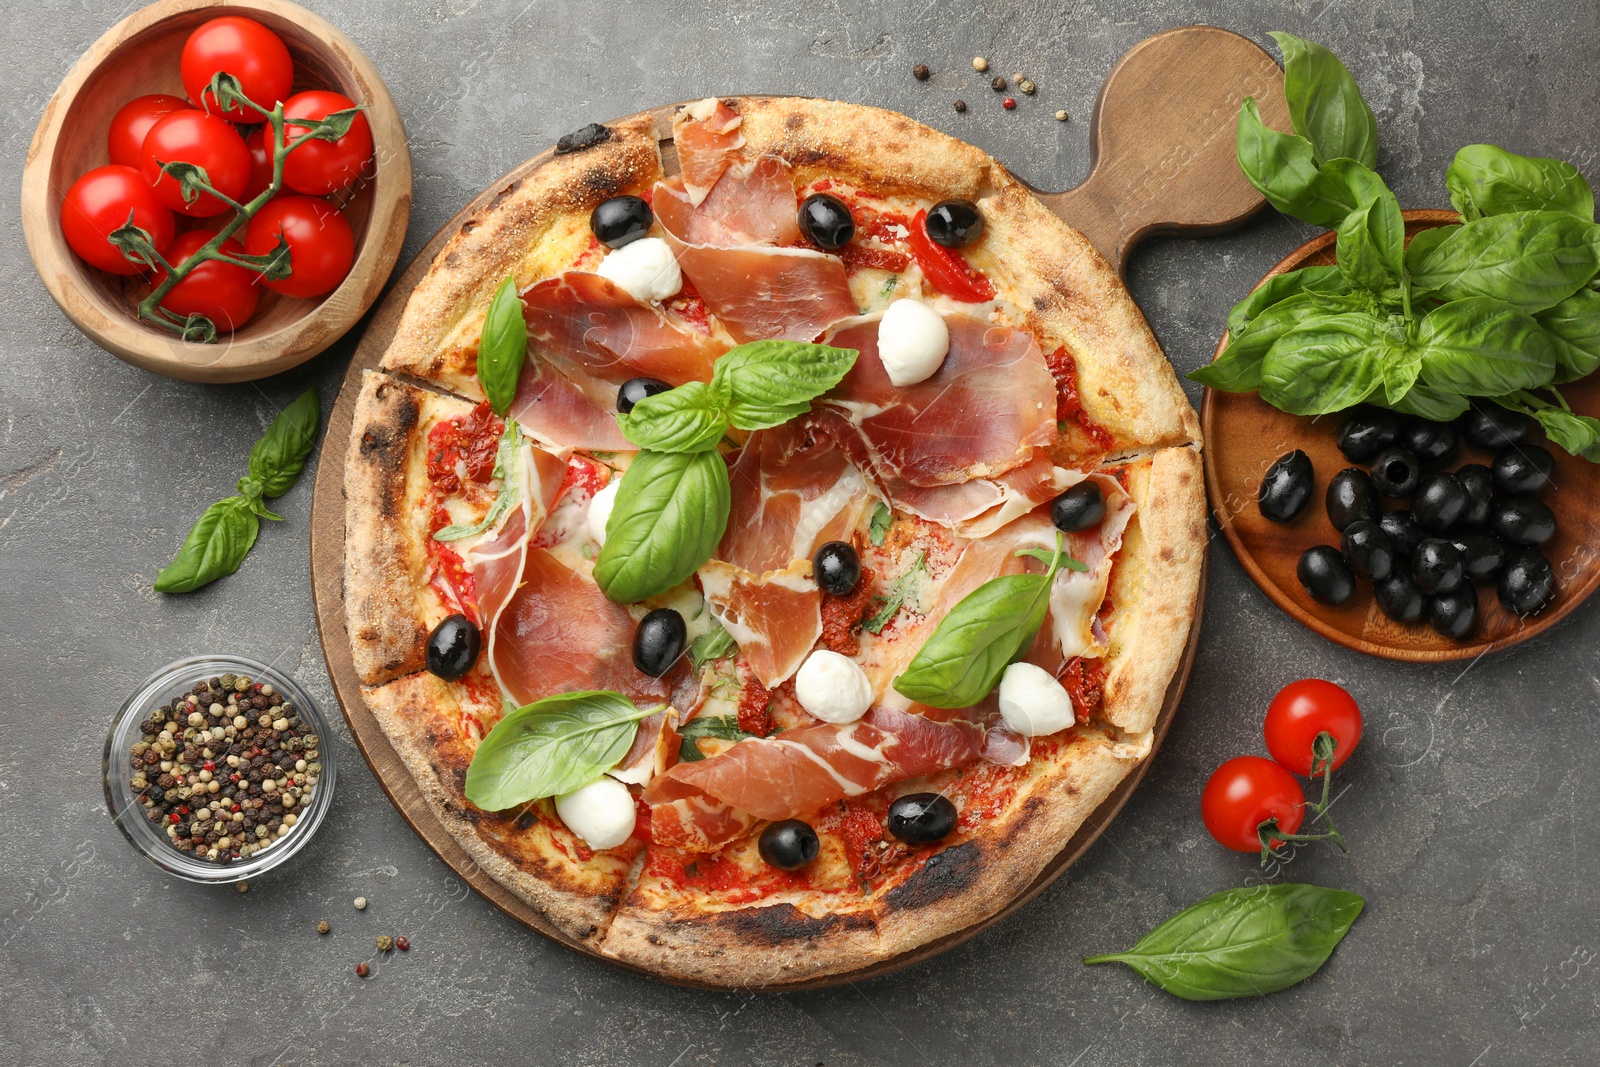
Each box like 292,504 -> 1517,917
1225,265 -> 1349,337
477,276 -> 527,417
868,501 -> 893,547
154,496 -> 260,594
677,714 -> 753,763
686,624 -> 738,674
1533,406 -> 1600,461
434,421 -> 524,542
712,340 -> 859,430
246,388 -> 320,498
616,381 -> 728,452
1015,546 -> 1089,571
1084,883 -> 1364,1001
1536,287 -> 1600,382
1269,32 -> 1379,168
1236,98 -> 1354,229
893,541 -> 1063,709
1259,312 -> 1387,415
1402,224 -> 1459,277
1416,297 -> 1556,395
1382,350 -> 1422,405
593,449 -> 731,603
1390,381 -> 1470,421
1193,293 -> 1357,393
1446,144 -> 1595,222
463,691 -> 657,810
1326,160 -> 1405,293
1408,211 -> 1600,312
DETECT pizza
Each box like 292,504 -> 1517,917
342,97 -> 1205,987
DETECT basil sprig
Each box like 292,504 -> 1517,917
464,690 -> 661,810
894,536 -> 1084,709
433,420 -> 524,542
1085,884 -> 1364,1001
1447,143 -> 1595,222
593,449 -> 731,604
155,389 -> 320,593
477,276 -> 527,416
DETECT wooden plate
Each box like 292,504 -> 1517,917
310,25 -> 1281,988
1201,209 -> 1600,662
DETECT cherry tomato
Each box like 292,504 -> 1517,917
243,195 -> 355,298
107,94 -> 192,168
1201,756 -> 1305,853
906,208 -> 995,303
140,111 -> 252,217
151,230 -> 261,332
278,90 -> 374,195
60,165 -> 175,275
240,127 -> 275,204
1264,679 -> 1364,777
180,16 -> 293,122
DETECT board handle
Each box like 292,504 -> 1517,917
1028,26 -> 1290,275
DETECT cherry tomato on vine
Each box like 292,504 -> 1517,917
140,111 -> 252,217
1264,679 -> 1363,777
180,16 -> 293,122
151,230 -> 261,332
240,127 -> 275,204
1201,756 -> 1305,853
60,165 -> 175,275
243,195 -> 355,298
107,94 -> 192,169
278,90 -> 374,195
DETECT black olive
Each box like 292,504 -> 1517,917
1498,549 -> 1557,616
1459,405 -> 1532,450
1427,584 -> 1479,639
1492,445 -> 1554,496
1340,519 -> 1394,581
1450,530 -> 1507,579
887,792 -> 958,843
1325,468 -> 1379,531
1490,497 -> 1557,547
426,614 -> 481,681
1413,538 -> 1465,595
1336,406 -> 1402,463
798,193 -> 855,250
1411,472 -> 1467,531
632,608 -> 687,677
1369,447 -> 1421,498
1258,450 -> 1314,523
814,541 -> 862,596
925,198 -> 984,247
1053,481 -> 1106,532
1401,419 -> 1458,465
1297,545 -> 1356,605
1374,571 -> 1425,623
617,376 -> 671,414
758,819 -> 820,870
590,195 -> 653,248
1454,463 -> 1494,526
1378,509 -> 1424,560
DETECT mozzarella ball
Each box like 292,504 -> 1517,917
596,237 -> 681,303
997,662 -> 1076,737
587,478 -> 620,546
876,299 -> 950,386
554,777 -> 636,850
795,650 -> 874,724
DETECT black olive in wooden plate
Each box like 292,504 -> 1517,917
1499,550 -> 1557,615
1402,419 -> 1458,465
1326,468 -> 1379,531
1378,509 -> 1424,560
1459,405 -> 1532,450
1297,545 -> 1355,605
1370,447 -> 1421,498
1450,530 -> 1507,579
1492,445 -> 1555,496
1340,519 -> 1394,581
887,793 -> 958,843
1374,571 -> 1425,623
1490,497 -> 1557,547
1454,464 -> 1494,526
1428,584 -> 1479,639
1336,406 -> 1402,463
1257,450 -> 1313,523
590,195 -> 653,248
759,819 -> 820,870
1412,471 -> 1467,531
798,193 -> 855,250
1413,538 -> 1465,595
426,614 -> 481,681
632,608 -> 687,677
814,541 -> 862,596
1053,481 -> 1106,532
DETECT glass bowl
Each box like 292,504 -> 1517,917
103,654 -> 337,883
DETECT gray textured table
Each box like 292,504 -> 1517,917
5,2 -> 1599,1064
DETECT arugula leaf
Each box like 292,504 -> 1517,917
686,625 -> 738,674
154,496 -> 260,593
464,691 -> 659,810
711,340 -> 859,429
1447,144 -> 1595,222
1015,546 -> 1089,571
1270,32 -> 1379,168
1225,265 -> 1350,337
593,449 -> 731,604
868,501 -> 893,547
1085,883 -> 1364,1001
1235,98 -> 1353,229
1259,312 -> 1387,415
677,714 -> 753,763
246,388 -> 320,497
1416,297 -> 1556,395
477,276 -> 527,416
864,551 -> 926,634
434,420 -> 524,542
616,381 -> 727,452
893,538 -> 1064,709
1534,406 -> 1600,460
1408,211 -> 1600,313
1536,287 -> 1600,382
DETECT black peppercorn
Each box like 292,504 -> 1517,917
913,63 -> 930,80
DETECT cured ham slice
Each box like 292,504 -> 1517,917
822,315 -> 1057,486
654,177 -> 858,343
512,272 -> 726,450
719,420 -> 872,573
684,157 -> 803,248
645,705 -> 985,850
698,559 -> 820,688
609,707 -> 678,787
672,98 -> 745,205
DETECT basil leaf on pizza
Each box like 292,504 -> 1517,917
465,690 -> 660,810
712,339 -> 858,429
246,388 -> 320,498
154,495 -> 260,593
677,714 -> 754,763
616,381 -> 728,452
1085,883 -> 1364,1001
434,420 -> 524,542
593,449 -> 731,603
477,275 -> 527,416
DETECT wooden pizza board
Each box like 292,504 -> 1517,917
310,24 -> 1281,989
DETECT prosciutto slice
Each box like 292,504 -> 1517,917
698,559 -> 820,688
644,705 -> 985,850
672,98 -> 745,205
719,420 -> 872,573
512,272 -> 726,450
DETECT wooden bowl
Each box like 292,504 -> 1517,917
1201,209 -> 1600,662
20,0 -> 412,383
